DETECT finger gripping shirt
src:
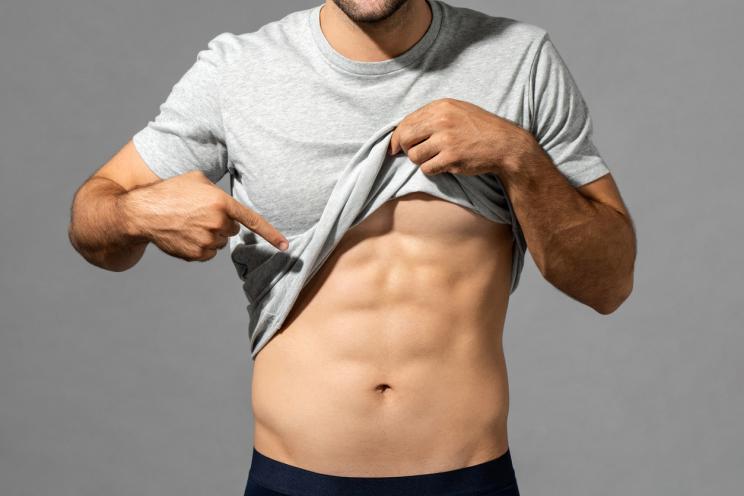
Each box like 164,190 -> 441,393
131,0 -> 611,359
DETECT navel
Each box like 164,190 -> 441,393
374,383 -> 393,394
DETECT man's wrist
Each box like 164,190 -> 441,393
499,128 -> 546,182
116,190 -> 151,245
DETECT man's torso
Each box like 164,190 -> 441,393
252,190 -> 515,476
220,0 -> 544,475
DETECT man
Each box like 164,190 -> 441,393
68,0 -> 636,494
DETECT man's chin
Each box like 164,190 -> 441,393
331,0 -> 411,24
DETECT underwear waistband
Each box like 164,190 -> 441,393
248,447 -> 518,496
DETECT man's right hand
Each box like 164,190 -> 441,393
122,170 -> 289,262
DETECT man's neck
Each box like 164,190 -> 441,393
318,0 -> 432,62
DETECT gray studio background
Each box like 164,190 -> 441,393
1,0 -> 741,494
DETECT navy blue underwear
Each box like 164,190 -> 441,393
244,447 -> 520,496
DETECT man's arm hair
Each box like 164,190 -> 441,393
68,140 -> 160,271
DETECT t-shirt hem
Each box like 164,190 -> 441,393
557,159 -> 611,187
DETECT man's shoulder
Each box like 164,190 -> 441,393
438,0 -> 547,46
203,7 -> 311,69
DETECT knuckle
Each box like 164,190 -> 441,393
208,215 -> 226,231
209,195 -> 226,212
223,221 -> 240,236
407,147 -> 420,164
198,247 -> 216,261
197,233 -> 216,248
397,129 -> 409,146
440,147 -> 455,162
209,231 -> 222,245
185,247 -> 203,261
209,233 -> 227,248
244,213 -> 260,230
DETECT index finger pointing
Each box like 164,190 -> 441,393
223,195 -> 289,251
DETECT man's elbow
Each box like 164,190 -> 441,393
67,221 -> 143,273
593,273 -> 634,315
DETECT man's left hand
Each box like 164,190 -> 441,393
389,98 -> 535,176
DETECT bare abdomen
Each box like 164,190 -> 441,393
250,192 -> 515,476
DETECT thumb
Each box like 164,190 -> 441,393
389,128 -> 399,155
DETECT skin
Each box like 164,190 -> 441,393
68,158 -> 288,272
68,0 -> 636,477
388,97 -> 636,313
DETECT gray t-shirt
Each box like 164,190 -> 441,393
132,0 -> 610,358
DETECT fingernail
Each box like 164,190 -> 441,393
279,240 -> 289,251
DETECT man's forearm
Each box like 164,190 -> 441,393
68,176 -> 149,272
498,135 -> 635,314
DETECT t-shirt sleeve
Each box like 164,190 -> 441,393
529,33 -> 611,187
131,32 -> 235,183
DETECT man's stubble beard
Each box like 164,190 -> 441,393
331,0 -> 411,24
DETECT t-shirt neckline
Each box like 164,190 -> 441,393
308,0 -> 443,76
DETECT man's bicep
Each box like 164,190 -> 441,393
92,139 -> 163,192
